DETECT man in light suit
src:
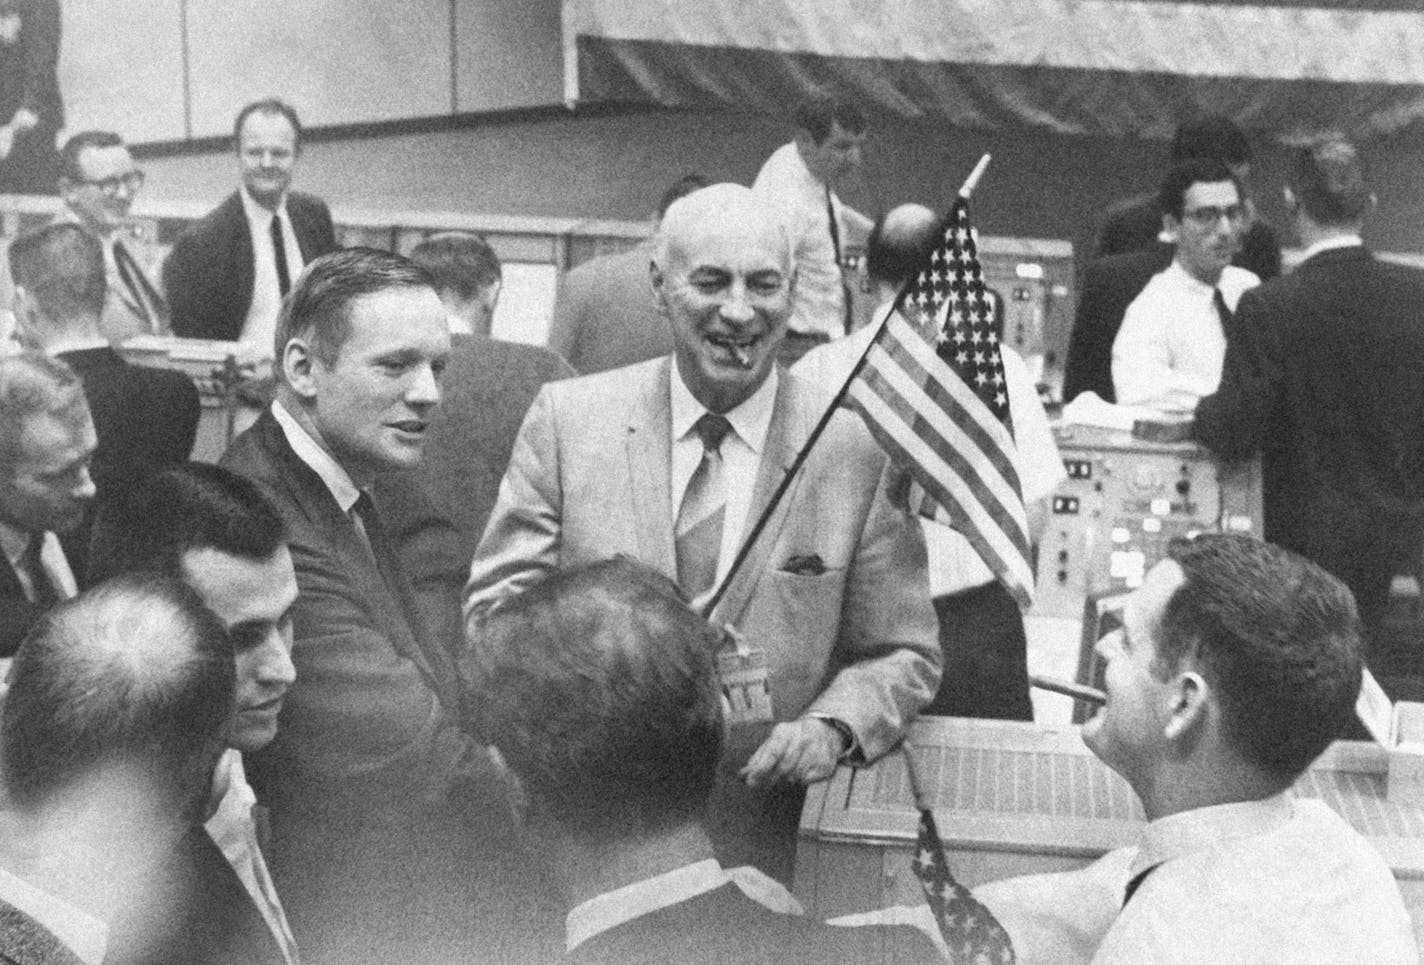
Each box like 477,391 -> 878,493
467,183 -> 941,883
220,248 -> 505,963
165,99 -> 338,351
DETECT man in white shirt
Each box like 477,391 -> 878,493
0,350 -> 94,656
1111,159 -> 1260,412
0,573 -> 236,965
89,462 -> 301,965
753,88 -> 874,361
796,203 -> 1065,720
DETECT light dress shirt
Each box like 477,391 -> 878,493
1299,234 -> 1364,261
0,865 -> 108,965
752,142 -> 848,338
1112,260 -> 1259,411
0,522 -> 77,602
239,189 -> 306,358
1093,794 -> 1417,964
271,400 -> 360,514
792,305 -> 1064,596
204,750 -> 300,964
669,360 -> 777,588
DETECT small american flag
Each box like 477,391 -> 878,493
846,197 -> 1034,607
913,807 -> 1017,964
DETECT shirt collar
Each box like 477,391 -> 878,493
669,357 -> 778,456
271,399 -> 362,512
204,749 -> 257,837
1301,234 -> 1364,262
1164,258 -> 1220,295
240,186 -> 289,223
1131,791 -> 1295,880
566,858 -> 731,952
0,866 -> 108,965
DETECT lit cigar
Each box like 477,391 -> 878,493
1029,674 -> 1106,707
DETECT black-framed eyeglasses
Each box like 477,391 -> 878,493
1181,204 -> 1246,227
75,170 -> 145,196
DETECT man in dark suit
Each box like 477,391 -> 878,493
1195,139 -> 1424,662
461,557 -> 942,964
1062,247 -> 1167,403
0,574 -> 235,965
8,221 -> 198,581
219,248 -> 516,964
91,463 -> 301,965
0,351 -> 94,656
164,99 -> 338,348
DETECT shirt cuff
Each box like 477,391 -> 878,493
807,714 -> 860,763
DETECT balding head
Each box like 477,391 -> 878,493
866,203 -> 939,293
654,183 -> 792,272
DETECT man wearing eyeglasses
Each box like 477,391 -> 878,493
53,130 -> 169,341
1110,158 -> 1260,412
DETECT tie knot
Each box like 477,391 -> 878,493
693,413 -> 732,452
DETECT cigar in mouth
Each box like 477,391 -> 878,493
1029,674 -> 1107,707
730,344 -> 752,369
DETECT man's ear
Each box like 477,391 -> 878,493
650,260 -> 670,317
1163,670 -> 1209,742
282,337 -> 319,400
1161,213 -> 1181,244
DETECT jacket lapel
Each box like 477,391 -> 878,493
625,358 -> 677,577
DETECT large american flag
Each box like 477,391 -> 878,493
845,197 -> 1034,608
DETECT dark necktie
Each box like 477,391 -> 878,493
825,185 -> 855,335
675,413 -> 732,605
1212,287 -> 1233,332
270,215 -> 291,297
112,237 -> 169,331
1122,863 -> 1159,906
19,535 -> 56,608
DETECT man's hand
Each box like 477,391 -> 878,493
739,717 -> 849,788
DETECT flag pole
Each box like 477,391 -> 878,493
700,156 -> 993,618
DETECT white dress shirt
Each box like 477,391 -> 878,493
240,189 -> 306,358
271,399 -> 360,514
1112,260 -> 1259,411
0,866 -> 108,965
669,360 -> 778,587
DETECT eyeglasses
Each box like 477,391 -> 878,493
74,170 -> 145,196
1181,204 -> 1246,227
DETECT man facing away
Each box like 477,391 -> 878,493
89,462 -> 301,965
0,573 -> 236,965
461,557 -> 944,965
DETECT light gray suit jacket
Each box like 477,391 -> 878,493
466,356 -> 940,761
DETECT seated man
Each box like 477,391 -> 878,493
459,557 -> 943,964
985,534 -> 1415,963
0,573 -> 235,964
90,462 -> 301,965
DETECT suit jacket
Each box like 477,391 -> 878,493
1095,191 -> 1283,280
220,409 -> 487,963
0,899 -> 82,965
1195,246 -> 1424,624
165,191 -> 338,342
0,552 -> 44,658
546,243 -> 675,375
57,346 -> 199,584
105,826 -> 284,965
1063,248 -> 1168,403
566,883 -> 940,965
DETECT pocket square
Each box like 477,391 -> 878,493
781,553 -> 827,576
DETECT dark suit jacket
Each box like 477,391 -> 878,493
57,346 -> 199,584
165,191 -> 338,342
566,883 -> 940,965
0,898 -> 83,965
1096,191 -> 1283,280
219,409 -> 486,962
1063,248 -> 1169,403
546,243 -> 675,374
0,548 -> 45,657
1195,246 -> 1424,625
105,826 -> 284,965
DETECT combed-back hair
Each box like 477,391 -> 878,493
1169,115 -> 1252,167
233,98 -> 304,151
8,221 -> 106,322
58,130 -> 124,182
1288,139 -> 1371,227
408,232 -> 501,303
1157,158 -> 1241,221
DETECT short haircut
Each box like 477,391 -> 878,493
8,222 -> 106,322
1288,139 -> 1371,227
2,573 -> 235,813
233,98 -> 303,151
655,173 -> 711,222
408,232 -> 500,303
274,246 -> 436,369
1157,158 -> 1242,221
865,206 -> 939,288
0,352 -> 87,472
460,558 -> 725,841
59,130 -> 125,182
1170,115 -> 1252,167
793,87 -> 867,145
87,462 -> 286,586
1154,534 -> 1361,784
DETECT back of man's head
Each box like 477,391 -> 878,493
1287,138 -> 1371,228
8,222 -> 106,334
1157,157 -> 1241,221
87,461 -> 286,585
460,558 -> 724,842
1170,115 -> 1251,168
408,232 -> 500,305
793,87 -> 867,145
58,130 -> 124,183
865,203 -> 939,290
2,574 -> 235,818
1157,534 -> 1361,785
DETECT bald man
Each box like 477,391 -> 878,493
467,183 -> 939,883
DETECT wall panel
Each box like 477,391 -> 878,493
454,0 -> 562,112
60,0 -> 186,142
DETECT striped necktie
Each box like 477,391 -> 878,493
675,413 -> 733,605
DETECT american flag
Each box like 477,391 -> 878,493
912,806 -> 1017,964
845,197 -> 1034,608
